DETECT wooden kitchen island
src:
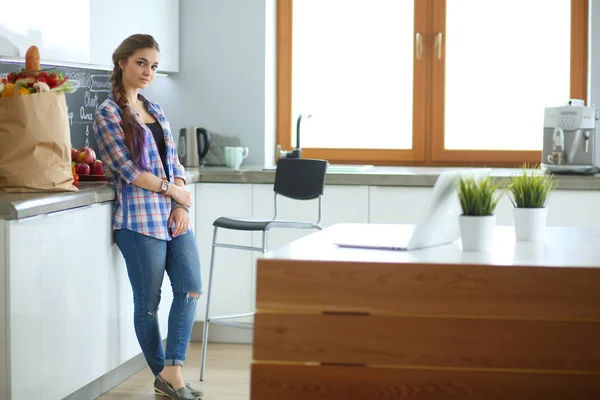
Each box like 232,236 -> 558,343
251,223 -> 600,400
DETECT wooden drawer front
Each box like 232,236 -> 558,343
251,364 -> 600,400
253,258 -> 600,399
253,313 -> 600,372
256,259 -> 600,320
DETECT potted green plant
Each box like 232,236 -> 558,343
458,173 -> 501,252
507,165 -> 557,241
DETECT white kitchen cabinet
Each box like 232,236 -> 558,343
0,0 -> 91,64
369,186 -> 433,224
90,0 -> 180,72
0,0 -> 179,71
188,183 -> 197,232
194,183 -> 254,323
369,186 -> 600,228
491,194 -> 515,226
368,186 -> 520,227
544,190 -> 600,227
369,186 -> 531,227
4,202 -> 172,400
252,184 -> 369,252
0,220 -> 7,400
499,189 -> 600,228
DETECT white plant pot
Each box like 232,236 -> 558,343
459,215 -> 496,252
513,207 -> 547,241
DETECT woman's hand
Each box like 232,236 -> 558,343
168,207 -> 191,237
168,184 -> 192,208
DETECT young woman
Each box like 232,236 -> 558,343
93,34 -> 203,400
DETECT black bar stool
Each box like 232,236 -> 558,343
199,158 -> 328,380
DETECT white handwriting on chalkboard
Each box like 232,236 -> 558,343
79,90 -> 98,121
66,106 -> 75,126
80,106 -> 93,121
66,72 -> 92,93
84,91 -> 99,108
91,75 -> 112,93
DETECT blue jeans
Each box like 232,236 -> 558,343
115,228 -> 202,376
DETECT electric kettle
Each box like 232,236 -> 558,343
178,127 -> 211,167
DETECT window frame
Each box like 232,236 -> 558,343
275,0 -> 588,167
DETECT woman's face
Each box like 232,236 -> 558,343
119,48 -> 160,90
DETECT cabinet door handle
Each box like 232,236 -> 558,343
435,32 -> 443,60
415,32 -> 423,60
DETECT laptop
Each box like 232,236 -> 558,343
333,170 -> 489,251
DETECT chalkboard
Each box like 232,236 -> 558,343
0,61 -> 111,154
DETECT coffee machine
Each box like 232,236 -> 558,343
542,99 -> 600,174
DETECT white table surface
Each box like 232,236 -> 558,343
262,223 -> 600,268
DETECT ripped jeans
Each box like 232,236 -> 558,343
115,228 -> 202,376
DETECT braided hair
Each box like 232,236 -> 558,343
110,34 -> 160,171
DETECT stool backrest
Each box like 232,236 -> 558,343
273,158 -> 328,200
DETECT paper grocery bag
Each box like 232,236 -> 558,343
0,92 -> 77,192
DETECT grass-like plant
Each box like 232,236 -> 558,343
458,174 -> 501,216
507,165 -> 557,208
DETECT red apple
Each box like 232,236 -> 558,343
75,147 -> 96,164
90,160 -> 104,176
71,147 -> 78,161
75,162 -> 90,175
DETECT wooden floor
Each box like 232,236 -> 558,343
98,342 -> 251,400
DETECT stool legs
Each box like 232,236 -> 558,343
200,226 -> 219,381
200,227 -> 269,381
261,230 -> 269,253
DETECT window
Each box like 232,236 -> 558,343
276,0 -> 588,166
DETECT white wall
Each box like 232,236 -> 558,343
145,0 -> 600,168
144,0 -> 276,167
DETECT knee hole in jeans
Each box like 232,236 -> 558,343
186,292 -> 200,303
146,307 -> 159,320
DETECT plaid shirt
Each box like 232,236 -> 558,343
93,94 -> 187,241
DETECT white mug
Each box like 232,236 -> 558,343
224,146 -> 249,169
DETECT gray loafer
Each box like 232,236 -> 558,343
185,383 -> 203,398
154,374 -> 196,400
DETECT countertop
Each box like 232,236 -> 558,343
2,165 -> 600,220
262,223 -> 600,268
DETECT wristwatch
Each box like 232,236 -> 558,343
159,180 -> 170,194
